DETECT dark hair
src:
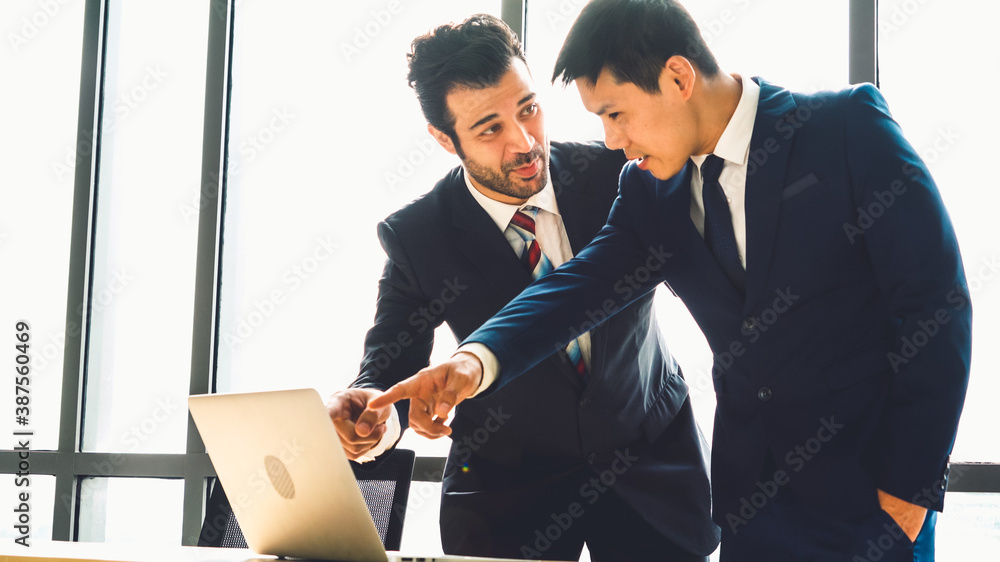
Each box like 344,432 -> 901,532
407,14 -> 527,146
553,0 -> 720,94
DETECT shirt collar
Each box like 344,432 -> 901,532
463,163 -> 561,233
691,74 -> 761,168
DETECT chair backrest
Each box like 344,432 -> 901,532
198,448 -> 416,551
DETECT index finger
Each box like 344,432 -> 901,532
367,382 -> 414,410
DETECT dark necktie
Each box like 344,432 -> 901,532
507,207 -> 588,378
701,155 -> 746,294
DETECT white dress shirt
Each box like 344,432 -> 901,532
688,74 -> 760,267
360,164 -> 590,460
466,74 -> 761,397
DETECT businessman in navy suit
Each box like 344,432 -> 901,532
371,2 -> 972,561
327,14 -> 718,561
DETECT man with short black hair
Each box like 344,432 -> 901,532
327,13 -> 719,561
371,2 -> 972,561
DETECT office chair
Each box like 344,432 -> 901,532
198,448 -> 415,551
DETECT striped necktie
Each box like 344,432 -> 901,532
507,206 -> 588,378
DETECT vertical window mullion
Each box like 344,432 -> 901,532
501,0 -> 527,46
182,0 -> 236,545
55,0 -> 109,541
849,0 -> 878,85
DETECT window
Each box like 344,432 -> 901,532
878,0 -> 1000,463
82,0 -> 208,456
0,0 -> 87,452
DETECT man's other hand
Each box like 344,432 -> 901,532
877,488 -> 927,543
367,352 -> 484,439
327,388 -> 392,460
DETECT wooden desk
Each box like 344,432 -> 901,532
0,541 -> 563,562
1,541 -> 275,562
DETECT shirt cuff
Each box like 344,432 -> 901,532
354,403 -> 401,464
456,343 -> 499,397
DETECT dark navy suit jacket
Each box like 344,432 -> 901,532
353,142 -> 719,555
465,81 -> 972,528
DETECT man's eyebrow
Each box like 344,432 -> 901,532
468,94 -> 538,131
470,113 -> 499,131
593,103 -> 612,117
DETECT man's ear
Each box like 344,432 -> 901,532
428,124 -> 458,156
662,55 -> 697,101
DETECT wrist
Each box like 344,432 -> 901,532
456,351 -> 484,388
454,343 -> 499,397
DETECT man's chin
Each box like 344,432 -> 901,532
646,160 -> 686,181
510,174 -> 546,197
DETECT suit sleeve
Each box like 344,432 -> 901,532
464,167 -> 668,390
350,221 -> 440,432
844,84 -> 972,510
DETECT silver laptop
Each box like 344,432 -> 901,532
189,388 -> 538,562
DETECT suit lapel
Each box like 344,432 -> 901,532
742,78 -> 797,315
449,171 -> 533,308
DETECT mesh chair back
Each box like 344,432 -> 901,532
198,448 -> 416,551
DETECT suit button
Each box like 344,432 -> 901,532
757,387 -> 772,401
587,452 -> 597,465
743,317 -> 758,331
579,397 -> 590,408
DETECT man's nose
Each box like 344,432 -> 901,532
603,122 -> 627,151
507,122 -> 535,154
